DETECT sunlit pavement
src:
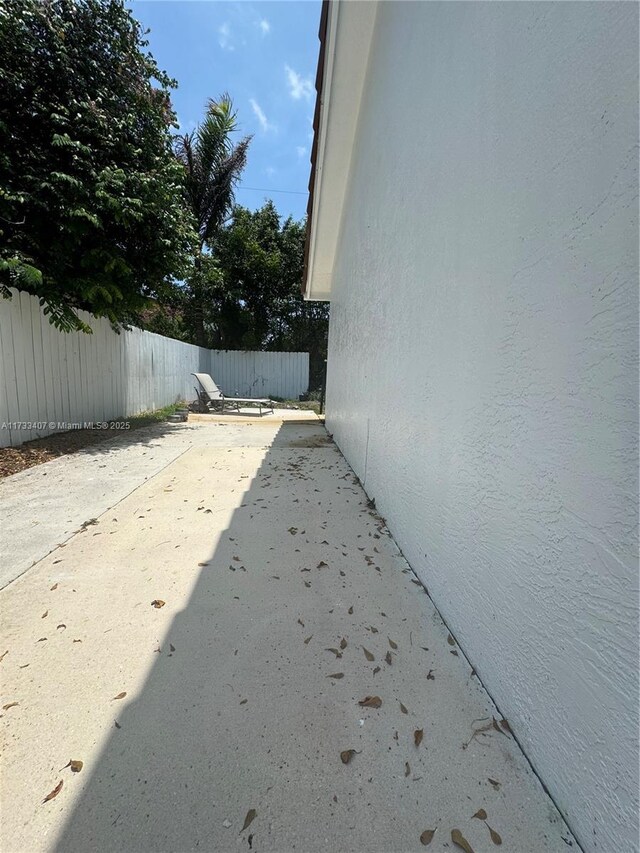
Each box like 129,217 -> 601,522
0,416 -> 576,852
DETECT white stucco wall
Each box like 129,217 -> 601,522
325,3 -> 638,851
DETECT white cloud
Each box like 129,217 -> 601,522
218,22 -> 234,51
285,65 -> 313,101
296,145 -> 307,159
257,18 -> 270,35
250,98 -> 274,132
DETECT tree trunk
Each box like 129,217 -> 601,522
193,251 -> 207,348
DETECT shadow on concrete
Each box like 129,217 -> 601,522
53,419 -> 358,853
48,418 -> 575,853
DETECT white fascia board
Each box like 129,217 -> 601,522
304,0 -> 378,301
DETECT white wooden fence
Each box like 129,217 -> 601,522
210,350 -> 309,400
0,290 -> 309,447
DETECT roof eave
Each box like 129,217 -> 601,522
302,0 -> 378,302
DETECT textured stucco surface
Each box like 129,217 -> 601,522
324,3 -> 639,851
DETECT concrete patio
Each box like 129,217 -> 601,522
0,415 -> 577,852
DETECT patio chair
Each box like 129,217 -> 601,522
191,373 -> 274,416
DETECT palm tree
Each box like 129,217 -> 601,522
175,94 -> 250,345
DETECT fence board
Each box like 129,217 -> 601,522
0,291 -> 310,447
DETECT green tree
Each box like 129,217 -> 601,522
174,95 -> 250,346
0,0 -> 196,332
212,202 -> 329,390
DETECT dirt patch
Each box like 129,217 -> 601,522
0,428 -> 121,479
0,409 -> 180,480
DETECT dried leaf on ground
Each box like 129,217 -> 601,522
362,647 -> 375,662
241,808 -> 257,832
499,718 -> 512,734
385,651 -> 393,665
451,829 -> 475,853
358,696 -> 382,709
427,670 -> 435,680
304,636 -> 313,644
317,561 -> 328,568
0,651 -> 8,662
487,778 -> 501,790
399,702 -> 408,714
348,606 -> 354,615
327,673 -> 344,679
43,781 -> 63,803
405,762 -> 411,777
2,702 -> 18,710
447,634 -> 455,646
340,749 -> 359,764
373,666 -> 380,675
488,825 -> 502,845
388,637 -> 398,650
472,809 -> 487,820
112,691 -> 127,700
151,600 -> 165,609
297,618 -> 304,627
42,611 -> 48,619
57,624 -> 66,630
414,728 -> 424,747
464,719 -> 494,749
340,638 -> 347,650
61,760 -> 83,773
50,584 -> 58,591
420,829 -> 435,845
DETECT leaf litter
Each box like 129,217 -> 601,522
43,781 -> 63,803
240,808 -> 257,832
358,696 -> 382,709
451,829 -> 475,853
473,808 -> 502,845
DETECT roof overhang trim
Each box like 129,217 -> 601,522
302,0 -> 378,301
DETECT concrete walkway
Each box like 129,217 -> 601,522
0,417 -> 576,852
0,410 -> 319,590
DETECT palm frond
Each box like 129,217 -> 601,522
174,94 -> 250,247
200,136 -> 250,244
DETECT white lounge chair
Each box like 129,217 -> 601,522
192,373 -> 274,416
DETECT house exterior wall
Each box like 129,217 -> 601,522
324,3 -> 638,851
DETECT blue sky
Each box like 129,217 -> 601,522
131,1 -> 321,221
